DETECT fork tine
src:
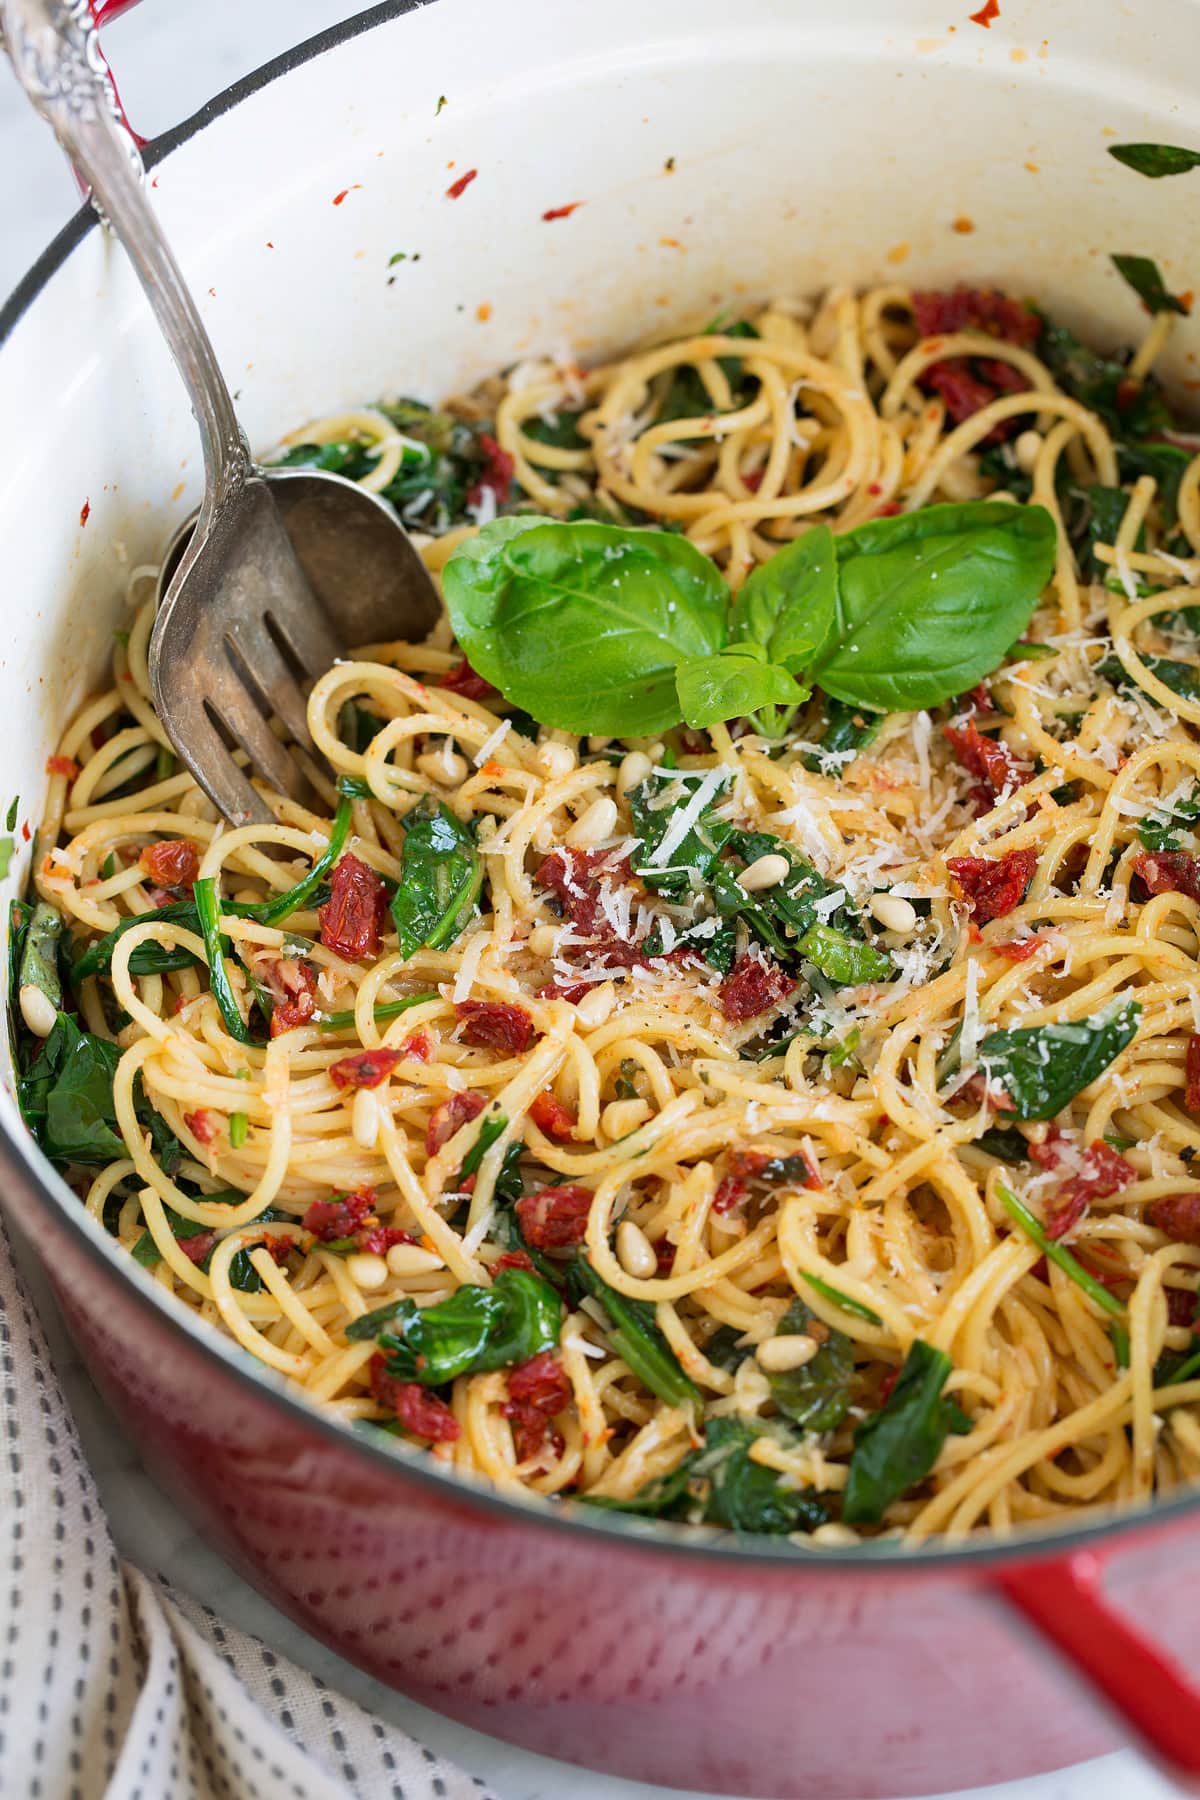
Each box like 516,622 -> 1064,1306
262,591 -> 342,683
223,619 -> 313,749
163,690 -> 274,829
205,678 -> 306,804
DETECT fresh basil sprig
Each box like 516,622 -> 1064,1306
1111,254 -> 1188,317
1108,143 -> 1200,179
443,503 -> 1056,739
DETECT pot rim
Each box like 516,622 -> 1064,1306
2,0 -> 1195,1576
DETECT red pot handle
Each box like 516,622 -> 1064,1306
999,1547 -> 1200,1779
88,0 -> 148,150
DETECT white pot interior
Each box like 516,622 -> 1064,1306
2,0 -> 1199,1015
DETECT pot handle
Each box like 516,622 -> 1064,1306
998,1548 -> 1200,1780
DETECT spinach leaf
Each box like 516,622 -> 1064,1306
1119,441 -> 1192,524
1138,782 -> 1200,852
842,1340 -> 970,1525
18,901 -> 63,1011
812,503 -> 1057,713
391,798 -> 483,959
72,898 -> 201,982
1108,143 -> 1200,179
977,997 -> 1142,1121
1082,486 -> 1141,579
676,645 -> 806,730
628,770 -> 733,897
655,320 -> 760,428
702,1324 -> 752,1372
572,1254 -> 700,1408
369,1267 -> 560,1380
521,410 -> 587,452
317,994 -> 437,1031
1111,254 -> 1188,316
1040,319 -> 1175,437
453,1109 -> 524,1199
273,440 -> 378,480
132,1194 -> 278,1288
798,693 -> 884,773
799,1271 -> 883,1325
584,1416 -> 828,1534
443,516 -> 730,736
797,922 -> 893,987
193,878 -> 253,1044
1097,651 -> 1200,704
238,794 -> 352,928
997,1183 -> 1127,1321
765,1298 -> 854,1433
375,399 -> 509,531
731,526 -> 839,675
972,1124 -> 1029,1164
18,1012 -> 179,1171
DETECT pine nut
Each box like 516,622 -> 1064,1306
588,735 -> 613,753
811,1521 -> 861,1547
756,1333 -> 818,1373
351,1086 -> 380,1149
738,852 -> 791,893
616,1218 -> 657,1279
1014,429 -> 1043,474
616,750 -> 652,797
602,1097 -> 650,1139
416,742 -> 468,786
869,894 -> 918,934
575,981 -> 616,1028
566,797 -> 618,850
346,1252 -> 389,1291
19,984 -> 57,1038
537,741 -> 576,779
386,1242 -> 444,1277
528,924 -> 559,957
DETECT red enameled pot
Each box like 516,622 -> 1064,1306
4,2 -> 1200,1792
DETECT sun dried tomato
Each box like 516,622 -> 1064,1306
45,754 -> 80,781
140,839 -> 200,890
515,1184 -> 593,1249
328,1047 -> 403,1090
441,657 -> 493,700
911,288 -> 1041,347
535,847 -> 635,944
493,1249 -> 536,1276
1032,1136 -> 1136,1240
1188,1035 -> 1200,1113
370,1354 -> 461,1441
944,720 -> 1031,806
954,1072 -> 1017,1112
528,1089 -> 577,1140
183,1108 -> 218,1146
718,955 -> 796,1022
262,1236 -> 297,1265
504,1351 -> 569,1463
355,1223 -> 416,1256
319,853 -> 388,960
712,1175 -> 747,1215
176,1231 -> 217,1265
271,987 -> 316,1037
445,169 -> 478,201
1150,1194 -> 1200,1246
1134,850 -> 1200,902
303,1189 -> 375,1241
425,1090 -> 487,1157
654,1238 -> 677,1273
924,360 -> 1000,425
947,850 -> 1037,923
993,936 -> 1043,961
1168,1286 -> 1199,1329
455,999 -> 536,1055
466,433 -> 515,511
401,1030 -> 433,1062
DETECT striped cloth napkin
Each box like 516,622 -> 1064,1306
0,1212 -> 498,1800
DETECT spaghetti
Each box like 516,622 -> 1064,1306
16,280 -> 1200,1543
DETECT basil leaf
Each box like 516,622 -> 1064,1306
977,997 -> 1142,1121
811,503 -> 1057,712
374,1268 -> 560,1380
675,648 -> 806,729
391,798 -> 483,960
1111,253 -> 1188,317
1108,143 -> 1200,179
731,526 -> 838,673
842,1340 -> 970,1525
629,770 -> 733,897
572,1254 -> 700,1408
797,922 -> 892,987
442,515 -> 730,736
765,1298 -> 854,1433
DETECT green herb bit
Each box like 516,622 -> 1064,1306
997,1182 -> 1126,1321
572,1254 -> 700,1408
799,1270 -> 883,1326
1111,253 -> 1189,317
193,877 -> 253,1044
18,900 -> 63,1014
317,994 -> 436,1032
1108,143 -> 1200,179
229,1111 -> 248,1150
4,796 -> 17,831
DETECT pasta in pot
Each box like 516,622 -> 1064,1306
16,278 -> 1200,1543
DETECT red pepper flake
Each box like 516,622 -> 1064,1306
1134,850 -> 1200,902
440,656 -> 494,699
445,168 -> 478,200
504,1351 -> 570,1463
45,755 -> 80,781
718,955 -> 796,1022
400,1030 -> 433,1063
176,1231 -> 217,1266
465,433 -> 515,512
79,499 -> 90,527
329,1046 -> 403,1091
140,838 -> 200,891
878,1367 -> 900,1405
332,185 -> 362,206
425,1090 -> 487,1157
183,1109 -> 218,1146
455,999 -> 536,1055
1187,1034 -> 1200,1113
319,853 -> 388,960
947,850 -> 1037,923
542,202 -> 582,221
515,1184 -> 593,1249
969,0 -> 1000,25
370,1354 -> 460,1441
20,821 -> 30,842
528,1089 -> 577,1140
992,935 -> 1044,962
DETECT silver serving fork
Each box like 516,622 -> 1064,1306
2,0 -> 440,826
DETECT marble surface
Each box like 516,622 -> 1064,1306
0,5 -> 1192,1798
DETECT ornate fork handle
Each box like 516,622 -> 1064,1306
0,0 -> 249,498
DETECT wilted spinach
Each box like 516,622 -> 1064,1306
764,1298 -> 854,1433
842,1340 -> 970,1525
976,998 -> 1142,1121
355,1268 -> 561,1382
391,798 -> 484,959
